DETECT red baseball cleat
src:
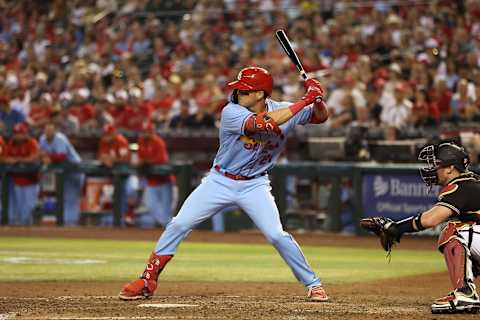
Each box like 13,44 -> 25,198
118,252 -> 173,301
307,285 -> 329,302
119,279 -> 157,300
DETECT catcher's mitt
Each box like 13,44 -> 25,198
360,217 -> 400,254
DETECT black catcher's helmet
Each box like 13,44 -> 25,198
418,142 -> 470,186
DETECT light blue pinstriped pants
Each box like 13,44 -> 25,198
154,170 -> 321,287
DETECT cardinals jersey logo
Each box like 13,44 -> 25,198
239,135 -> 266,145
438,184 -> 458,201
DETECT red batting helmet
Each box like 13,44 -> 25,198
103,123 -> 116,135
228,67 -> 273,96
13,122 -> 28,134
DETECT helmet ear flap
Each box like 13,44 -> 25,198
231,90 -> 239,104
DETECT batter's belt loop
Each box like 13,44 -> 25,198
214,165 -> 266,181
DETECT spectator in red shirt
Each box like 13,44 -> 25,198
0,136 -> 5,161
430,78 -> 453,121
67,89 -> 96,129
117,88 -> 153,131
27,93 -> 54,128
409,88 -> 440,127
4,123 -> 40,225
193,73 -> 224,114
135,122 -> 175,227
150,84 -> 175,112
109,90 -> 129,126
98,123 -> 130,167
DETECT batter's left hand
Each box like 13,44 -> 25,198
304,78 -> 324,92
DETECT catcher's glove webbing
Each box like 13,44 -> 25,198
360,217 -> 401,255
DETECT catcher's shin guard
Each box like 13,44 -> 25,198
119,252 -> 173,300
442,238 -> 474,290
431,235 -> 479,314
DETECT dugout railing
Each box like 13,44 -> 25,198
0,162 -> 192,226
271,162 -> 353,232
2,162 -> 478,232
270,162 -> 463,234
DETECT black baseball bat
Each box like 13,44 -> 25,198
275,29 -> 309,80
275,29 -> 322,102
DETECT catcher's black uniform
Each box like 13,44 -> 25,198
436,172 -> 480,224
361,142 -> 480,313
436,173 -> 480,270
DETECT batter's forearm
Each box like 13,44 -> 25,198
265,81 -> 325,126
245,100 -> 310,136
266,107 -> 295,126
266,99 -> 309,125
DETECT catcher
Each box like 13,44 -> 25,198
361,142 -> 480,314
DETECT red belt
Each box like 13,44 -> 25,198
214,165 -> 265,181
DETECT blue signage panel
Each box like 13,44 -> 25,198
362,174 -> 441,220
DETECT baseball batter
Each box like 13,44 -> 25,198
361,142 -> 480,314
119,67 -> 329,301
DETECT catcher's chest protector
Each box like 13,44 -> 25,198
436,175 -> 480,224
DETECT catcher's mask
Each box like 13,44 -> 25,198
418,142 -> 470,186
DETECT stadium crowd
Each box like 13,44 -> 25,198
1,0 -> 480,226
1,1 -> 480,135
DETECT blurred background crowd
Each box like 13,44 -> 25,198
1,0 -> 480,228
0,0 -> 479,137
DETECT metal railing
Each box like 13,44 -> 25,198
0,162 -> 192,226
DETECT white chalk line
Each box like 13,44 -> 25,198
1,256 -> 105,265
137,303 -> 198,308
0,313 -> 17,320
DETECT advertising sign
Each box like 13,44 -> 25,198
362,174 -> 440,220
80,177 -> 113,212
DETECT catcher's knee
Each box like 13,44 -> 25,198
442,236 -> 470,261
